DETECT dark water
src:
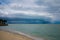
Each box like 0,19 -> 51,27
0,24 -> 60,40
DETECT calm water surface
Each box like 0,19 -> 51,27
0,24 -> 60,40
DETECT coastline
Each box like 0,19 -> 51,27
0,24 -> 8,26
0,29 -> 33,40
0,24 -> 60,40
0,29 -> 46,40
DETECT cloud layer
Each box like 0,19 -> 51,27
0,0 -> 60,23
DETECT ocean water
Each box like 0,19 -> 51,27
0,24 -> 60,40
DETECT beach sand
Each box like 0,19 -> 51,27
0,31 -> 33,40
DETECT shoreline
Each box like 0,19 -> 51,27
0,24 -> 8,26
0,29 -> 47,40
0,30 -> 33,40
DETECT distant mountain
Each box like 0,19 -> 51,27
0,17 -> 51,24
0,17 -> 60,24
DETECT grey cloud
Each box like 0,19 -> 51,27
35,0 -> 60,20
0,0 -> 60,23
35,0 -> 60,13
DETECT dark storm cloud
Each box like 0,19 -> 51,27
0,0 -> 60,23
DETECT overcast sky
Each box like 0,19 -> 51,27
0,0 -> 60,22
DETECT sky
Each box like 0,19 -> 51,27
0,0 -> 60,23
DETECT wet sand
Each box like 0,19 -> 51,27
0,31 -> 33,40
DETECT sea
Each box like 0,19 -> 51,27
0,24 -> 60,40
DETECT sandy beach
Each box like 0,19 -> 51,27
0,29 -> 48,40
0,31 -> 33,40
